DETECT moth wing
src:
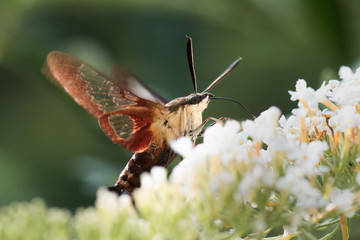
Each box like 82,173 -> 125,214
111,66 -> 168,104
46,51 -> 162,152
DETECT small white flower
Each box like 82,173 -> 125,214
140,166 -> 168,189
277,167 -> 323,209
170,136 -> 194,158
289,79 -> 318,109
286,141 -> 328,175
339,66 -> 353,80
291,107 -> 308,118
327,80 -> 340,90
283,210 -> 306,234
208,172 -> 235,192
329,66 -> 360,106
309,114 -> 326,132
329,105 -> 360,131
238,165 -> 275,200
329,188 -> 355,217
315,80 -> 339,103
278,115 -> 301,141
339,66 -> 360,83
289,79 -> 312,101
243,106 -> 281,142
315,82 -> 328,103
203,121 -> 240,150
96,188 -> 120,211
95,188 -> 135,220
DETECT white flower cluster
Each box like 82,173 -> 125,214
95,66 -> 360,238
3,66 -> 360,240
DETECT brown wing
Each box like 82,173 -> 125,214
46,51 -> 163,152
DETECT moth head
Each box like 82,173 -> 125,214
188,92 -> 214,105
165,92 -> 213,112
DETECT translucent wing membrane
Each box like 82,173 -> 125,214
108,115 -> 134,140
78,64 -> 137,113
99,106 -> 156,152
111,67 -> 168,104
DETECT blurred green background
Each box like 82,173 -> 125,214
1,0 -> 360,212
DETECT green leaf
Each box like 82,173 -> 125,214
319,224 -> 340,240
315,218 -> 340,229
302,230 -> 318,240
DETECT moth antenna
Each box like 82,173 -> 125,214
186,35 -> 197,93
202,57 -> 242,93
210,96 -> 256,120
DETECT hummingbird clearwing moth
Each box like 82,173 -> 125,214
45,36 -> 249,195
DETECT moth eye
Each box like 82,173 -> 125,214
189,95 -> 201,104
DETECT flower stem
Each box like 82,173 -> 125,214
340,215 -> 348,240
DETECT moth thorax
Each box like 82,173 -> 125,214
183,96 -> 210,136
161,94 -> 211,144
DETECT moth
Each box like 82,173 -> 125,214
45,36 -> 252,195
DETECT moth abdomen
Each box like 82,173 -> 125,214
109,142 -> 176,195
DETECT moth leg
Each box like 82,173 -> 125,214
195,117 -> 241,142
192,117 -> 219,135
217,116 -> 238,123
191,117 -> 225,146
